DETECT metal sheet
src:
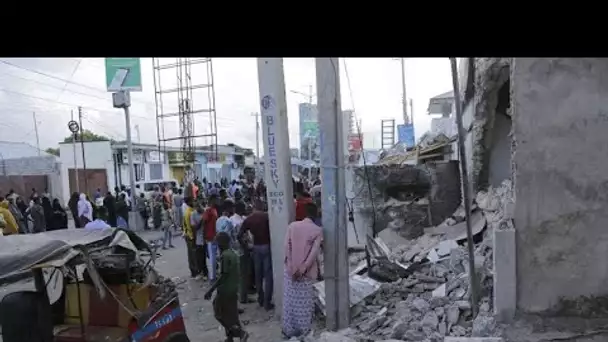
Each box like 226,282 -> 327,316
0,229 -> 114,279
314,274 -> 381,315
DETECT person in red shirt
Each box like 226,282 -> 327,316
294,182 -> 313,221
203,194 -> 220,281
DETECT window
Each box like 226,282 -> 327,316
149,164 -> 163,180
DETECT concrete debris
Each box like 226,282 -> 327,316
315,180 -> 514,342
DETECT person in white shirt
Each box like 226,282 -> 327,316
85,206 -> 111,230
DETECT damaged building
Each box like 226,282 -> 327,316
313,58 -> 608,342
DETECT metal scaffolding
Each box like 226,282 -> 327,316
152,58 -> 218,182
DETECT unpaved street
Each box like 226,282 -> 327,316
152,233 -> 283,341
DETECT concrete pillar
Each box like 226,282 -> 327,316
257,58 -> 295,314
316,58 -> 350,330
493,227 -> 516,321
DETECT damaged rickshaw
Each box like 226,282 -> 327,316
0,228 -> 189,342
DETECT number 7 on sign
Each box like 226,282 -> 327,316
110,68 -> 130,91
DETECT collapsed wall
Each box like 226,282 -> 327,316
350,162 -> 461,239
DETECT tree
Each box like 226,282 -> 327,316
62,129 -> 111,143
45,147 -> 59,156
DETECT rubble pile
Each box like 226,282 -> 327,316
317,180 -> 514,342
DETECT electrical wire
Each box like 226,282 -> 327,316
342,58 -> 378,241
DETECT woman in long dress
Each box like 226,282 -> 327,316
77,193 -> 93,226
282,202 -> 323,339
51,198 -> 68,230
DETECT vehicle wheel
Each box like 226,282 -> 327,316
163,332 -> 190,342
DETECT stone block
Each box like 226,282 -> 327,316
493,228 -> 516,322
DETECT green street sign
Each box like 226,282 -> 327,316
105,58 -> 142,92
302,121 -> 319,138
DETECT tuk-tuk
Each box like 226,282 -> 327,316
0,228 -> 189,342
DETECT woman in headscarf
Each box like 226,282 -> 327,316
30,196 -> 46,233
115,193 -> 129,229
68,192 -> 81,228
282,202 -> 323,339
77,193 -> 93,226
41,197 -> 54,231
6,197 -> 26,234
103,191 -> 117,227
51,198 -> 68,230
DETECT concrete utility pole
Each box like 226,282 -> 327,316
78,106 -> 88,193
251,112 -> 261,177
316,57 -> 350,330
400,58 -> 409,124
257,58 -> 295,314
32,112 -> 40,156
71,110 -> 79,193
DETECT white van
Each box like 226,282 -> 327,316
134,179 -> 179,199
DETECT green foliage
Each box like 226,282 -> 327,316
45,147 -> 59,156
62,129 -> 111,143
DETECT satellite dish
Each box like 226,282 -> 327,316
43,268 -> 64,305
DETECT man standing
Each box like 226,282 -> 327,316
204,194 -> 220,281
173,188 -> 185,231
240,200 -> 274,310
191,202 -> 209,280
204,232 -> 249,342
183,197 -> 198,278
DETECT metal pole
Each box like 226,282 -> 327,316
124,101 -> 137,212
33,112 -> 40,156
252,112 -> 261,177
316,57 -> 350,330
450,57 -> 479,316
400,58 -> 409,125
78,107 -> 88,194
71,110 -> 79,193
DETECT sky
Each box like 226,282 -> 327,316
0,58 -> 454,153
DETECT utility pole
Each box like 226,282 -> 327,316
410,99 -> 414,123
134,125 -> 141,143
32,112 -> 40,156
316,57 -> 350,330
257,58 -> 295,315
112,90 -> 140,229
71,110 -> 79,193
78,106 -> 88,194
399,58 -> 409,124
251,112 -> 261,178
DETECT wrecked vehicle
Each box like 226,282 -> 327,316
0,228 -> 188,342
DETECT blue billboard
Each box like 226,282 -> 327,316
397,124 -> 415,148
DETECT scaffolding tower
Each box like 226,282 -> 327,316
152,58 -> 218,183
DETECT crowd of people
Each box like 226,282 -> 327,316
0,188 -> 69,235
193,175 -> 324,341
0,174 -> 325,341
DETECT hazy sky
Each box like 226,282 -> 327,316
0,58 -> 454,152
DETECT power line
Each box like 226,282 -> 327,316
0,59 -> 158,108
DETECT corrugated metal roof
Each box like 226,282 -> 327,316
0,141 -> 52,160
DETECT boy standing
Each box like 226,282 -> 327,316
204,232 -> 249,342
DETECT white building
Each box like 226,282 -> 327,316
58,141 -> 253,204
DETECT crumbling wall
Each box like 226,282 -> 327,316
471,58 -> 512,192
512,58 -> 608,313
352,162 -> 461,239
